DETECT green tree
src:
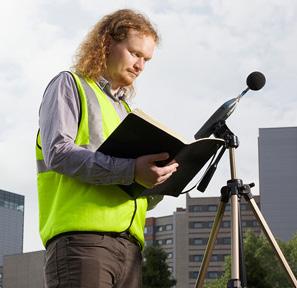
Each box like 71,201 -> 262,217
283,233 -> 297,277
243,230 -> 286,287
142,245 -> 176,288
205,231 -> 297,288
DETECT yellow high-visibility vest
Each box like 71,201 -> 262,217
36,72 -> 147,248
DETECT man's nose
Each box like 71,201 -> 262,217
134,58 -> 145,72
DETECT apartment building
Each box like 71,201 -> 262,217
145,194 -> 261,288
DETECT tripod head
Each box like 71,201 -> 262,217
197,120 -> 238,192
213,121 -> 239,149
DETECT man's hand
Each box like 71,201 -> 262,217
134,153 -> 179,188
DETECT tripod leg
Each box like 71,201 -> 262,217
230,194 -> 241,281
195,200 -> 227,288
227,148 -> 242,287
238,198 -> 247,287
247,196 -> 297,287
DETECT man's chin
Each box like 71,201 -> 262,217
121,76 -> 135,87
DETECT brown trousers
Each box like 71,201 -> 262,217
44,233 -> 142,288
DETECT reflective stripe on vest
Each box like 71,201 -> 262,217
36,72 -> 147,248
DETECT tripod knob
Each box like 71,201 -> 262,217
248,183 -> 255,188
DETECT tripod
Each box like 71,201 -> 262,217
194,123 -> 297,288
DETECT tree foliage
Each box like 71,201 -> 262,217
205,230 -> 297,288
142,245 -> 177,288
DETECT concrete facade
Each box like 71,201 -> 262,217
259,127 -> 297,241
3,251 -> 45,288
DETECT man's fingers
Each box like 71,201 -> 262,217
155,170 -> 176,185
157,162 -> 179,176
144,153 -> 179,169
156,164 -> 178,182
135,153 -> 179,188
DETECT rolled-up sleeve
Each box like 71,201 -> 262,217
39,72 -> 135,185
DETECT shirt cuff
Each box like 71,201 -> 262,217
110,157 -> 135,185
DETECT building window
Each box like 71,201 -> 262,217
157,239 -> 163,245
211,254 -> 225,262
189,205 -> 202,212
155,239 -> 173,245
211,254 -> 219,261
167,252 -> 173,259
156,225 -> 164,232
189,254 -> 203,262
189,222 -> 202,229
165,224 -> 173,231
253,220 -> 258,227
188,204 -> 218,213
144,226 -> 154,235
189,221 -> 213,229
216,237 -> 231,245
165,238 -> 173,245
0,190 -> 24,212
208,205 -> 217,212
17,204 -> 25,212
156,224 -> 173,232
189,254 -> 225,262
221,221 -> 231,228
240,203 -> 250,211
189,238 -> 208,246
191,238 -> 203,245
207,271 -> 222,279
189,271 -> 199,279
168,266 -> 173,273
242,220 -> 258,227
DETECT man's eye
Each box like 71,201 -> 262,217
130,51 -> 139,57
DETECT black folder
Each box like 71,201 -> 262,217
98,109 -> 224,197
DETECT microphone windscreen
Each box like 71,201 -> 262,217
246,71 -> 266,90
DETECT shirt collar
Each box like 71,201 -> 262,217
97,77 -> 128,102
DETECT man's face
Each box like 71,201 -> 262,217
105,30 -> 156,90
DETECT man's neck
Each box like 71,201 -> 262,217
101,75 -> 122,94
98,76 -> 127,101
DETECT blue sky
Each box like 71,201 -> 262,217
0,0 -> 296,252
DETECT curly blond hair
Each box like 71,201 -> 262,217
73,9 -> 159,82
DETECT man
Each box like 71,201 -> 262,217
36,9 -> 178,288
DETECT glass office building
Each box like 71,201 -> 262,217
0,189 -> 24,288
